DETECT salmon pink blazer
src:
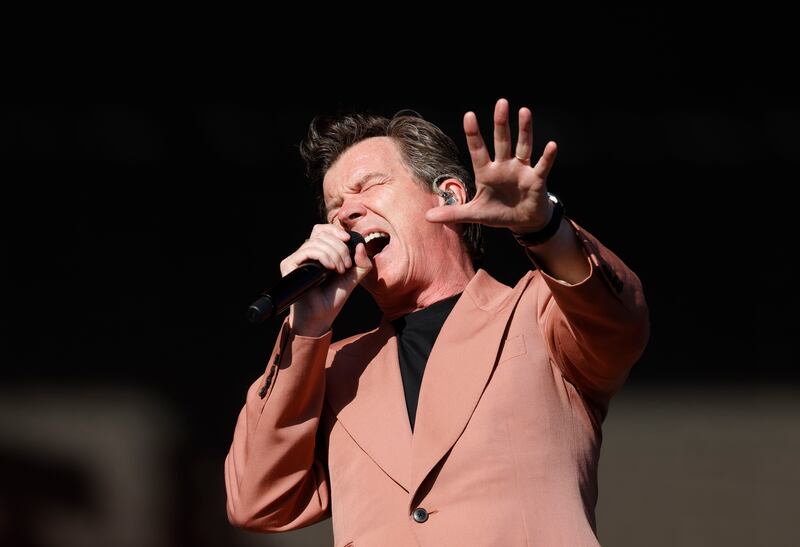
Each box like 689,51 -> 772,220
225,221 -> 649,546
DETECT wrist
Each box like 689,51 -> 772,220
289,310 -> 332,338
512,200 -> 555,235
511,192 -> 565,247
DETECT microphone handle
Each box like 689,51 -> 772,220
247,262 -> 329,324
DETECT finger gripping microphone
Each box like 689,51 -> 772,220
246,231 -> 365,324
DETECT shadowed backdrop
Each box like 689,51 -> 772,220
2,10 -> 798,546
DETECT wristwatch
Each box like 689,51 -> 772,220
511,192 -> 565,247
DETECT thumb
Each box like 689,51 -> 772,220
343,242 -> 373,285
425,204 -> 472,224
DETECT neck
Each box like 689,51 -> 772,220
376,255 -> 476,322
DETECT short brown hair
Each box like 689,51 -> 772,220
299,111 -> 484,263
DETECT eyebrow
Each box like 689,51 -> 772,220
325,172 -> 389,219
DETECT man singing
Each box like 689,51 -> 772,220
225,99 -> 649,546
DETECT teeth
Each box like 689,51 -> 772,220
363,232 -> 389,242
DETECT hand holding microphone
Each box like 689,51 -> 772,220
247,227 -> 372,336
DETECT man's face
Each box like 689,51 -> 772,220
322,136 -> 456,300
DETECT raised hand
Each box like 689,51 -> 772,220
425,98 -> 558,234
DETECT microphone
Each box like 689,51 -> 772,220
247,231 -> 366,324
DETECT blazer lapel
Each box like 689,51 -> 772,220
409,269 -> 534,499
325,324 -> 414,492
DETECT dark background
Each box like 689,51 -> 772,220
2,9 -> 798,547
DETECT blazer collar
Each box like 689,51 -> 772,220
409,269 -> 533,497
325,325 -> 413,491
324,269 -> 534,496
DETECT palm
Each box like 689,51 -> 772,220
468,159 -> 546,228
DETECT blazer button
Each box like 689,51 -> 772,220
412,507 -> 429,523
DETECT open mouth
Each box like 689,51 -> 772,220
363,232 -> 391,258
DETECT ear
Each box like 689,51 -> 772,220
436,177 -> 468,207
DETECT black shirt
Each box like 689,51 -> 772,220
390,293 -> 462,432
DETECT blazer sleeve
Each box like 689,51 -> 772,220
527,219 -> 650,414
224,318 -> 334,532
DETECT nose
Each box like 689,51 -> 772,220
335,198 -> 367,229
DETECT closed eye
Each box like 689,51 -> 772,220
363,180 -> 385,192
326,175 -> 390,223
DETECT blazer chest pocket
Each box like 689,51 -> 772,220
498,333 -> 526,363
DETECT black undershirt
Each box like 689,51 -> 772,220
390,293 -> 462,432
